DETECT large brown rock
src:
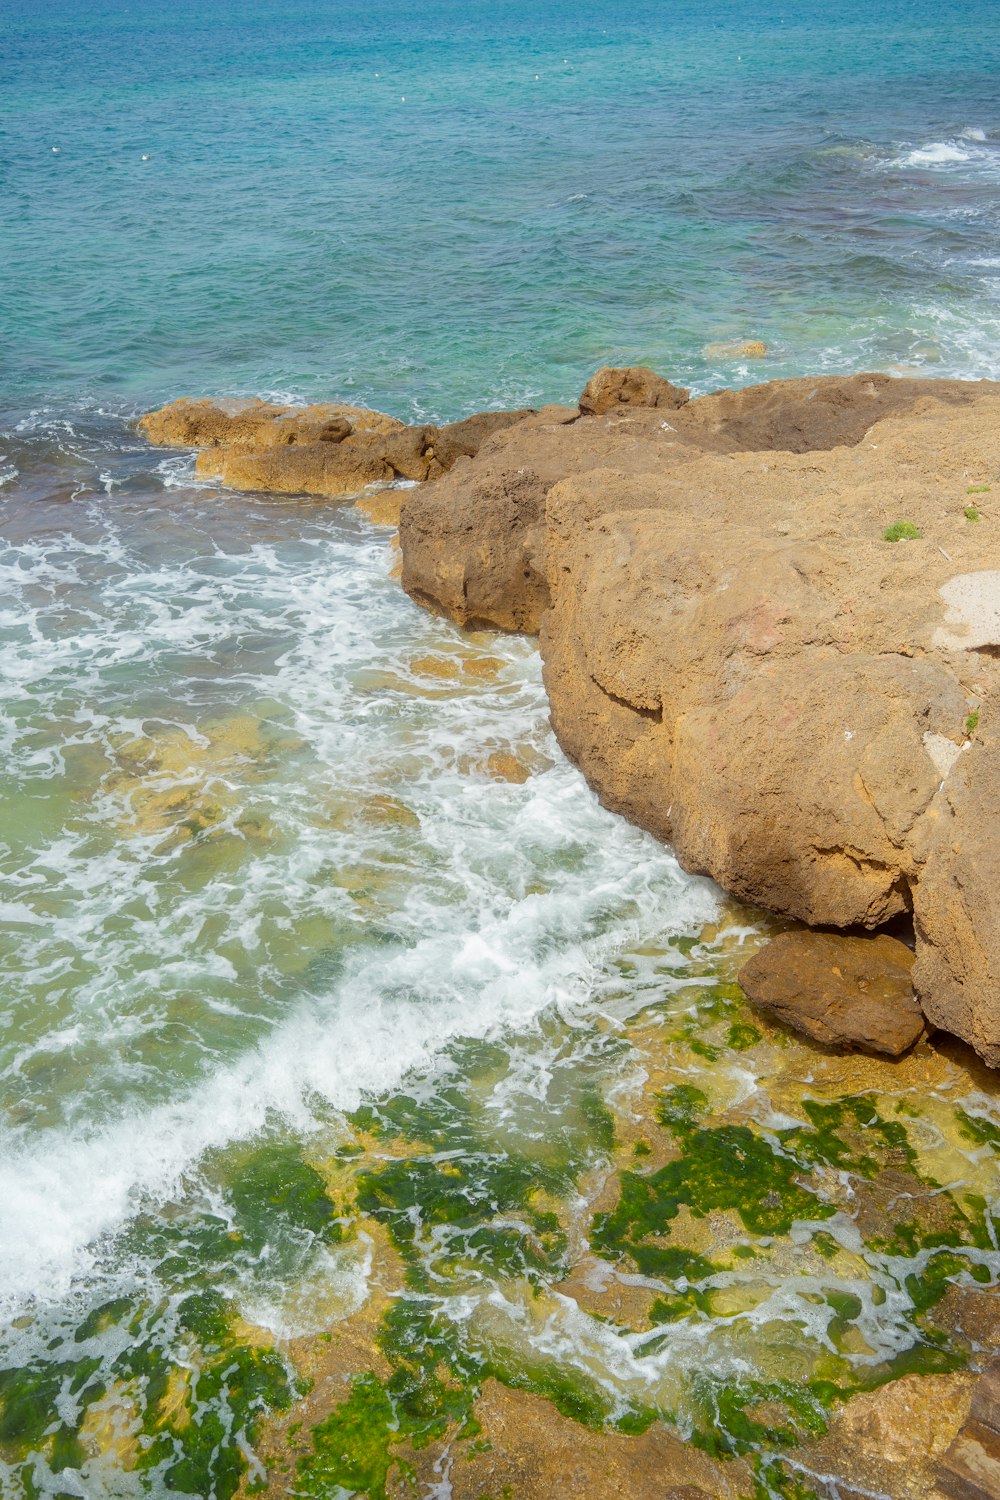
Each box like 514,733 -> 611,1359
397,373 -> 1000,1060
540,395 -> 1000,939
914,700 -> 1000,1066
399,405 -> 706,630
738,930 -> 924,1055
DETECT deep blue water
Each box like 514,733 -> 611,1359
3,0 -> 1000,419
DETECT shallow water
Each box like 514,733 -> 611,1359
3,0 -> 1000,1495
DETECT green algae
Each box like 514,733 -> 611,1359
7,965 -> 1000,1499
594,1120 -> 832,1266
296,1374 -> 404,1499
778,1095 -> 916,1179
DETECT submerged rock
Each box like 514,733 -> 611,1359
800,1372 -> 976,1500
738,930 -> 925,1056
398,1380 -> 754,1499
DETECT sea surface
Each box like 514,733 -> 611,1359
2,0 -> 1000,1495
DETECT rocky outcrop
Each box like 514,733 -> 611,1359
738,931 -> 924,1056
399,405 -> 708,630
396,368 -> 1000,1064
398,370 -> 999,634
139,369 -> 1000,1066
138,397 -> 533,499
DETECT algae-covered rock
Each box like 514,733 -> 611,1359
738,931 -> 924,1056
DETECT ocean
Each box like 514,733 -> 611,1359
2,0 -> 1000,1495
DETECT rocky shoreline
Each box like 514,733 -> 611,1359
141,367 -> 1000,1072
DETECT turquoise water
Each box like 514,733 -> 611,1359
3,0 -> 1000,417
3,3 -> 1000,1497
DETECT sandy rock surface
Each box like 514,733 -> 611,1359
915,698 -> 1000,1066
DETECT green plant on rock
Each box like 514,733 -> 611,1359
965,506 -> 981,523
882,520 -> 922,542
965,710 -> 980,737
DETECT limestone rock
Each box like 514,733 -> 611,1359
399,404 -> 704,630
579,365 -> 690,415
400,370 -> 999,635
672,370 -> 997,454
139,397 -> 532,502
431,408 -> 535,469
540,394 -> 1000,935
138,397 -> 402,451
737,931 -> 924,1055
914,699 -> 1000,1066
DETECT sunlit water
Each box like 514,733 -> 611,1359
3,0 -> 1000,1494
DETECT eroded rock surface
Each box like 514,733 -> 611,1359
139,397 -> 533,499
399,369 -> 998,634
931,1364 -> 1000,1500
738,930 -> 924,1055
579,364 -> 690,415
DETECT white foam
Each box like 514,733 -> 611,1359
0,499 -> 719,1317
902,141 -> 973,166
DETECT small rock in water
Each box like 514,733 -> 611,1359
702,338 -> 768,359
738,930 -> 925,1056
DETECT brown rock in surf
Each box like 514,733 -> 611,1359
738,930 -> 924,1056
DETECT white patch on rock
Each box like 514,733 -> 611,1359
933,571 -> 1000,650
923,730 -> 963,780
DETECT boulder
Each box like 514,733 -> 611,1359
540,394 -> 1000,937
737,931 -> 924,1055
579,365 -> 690,415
